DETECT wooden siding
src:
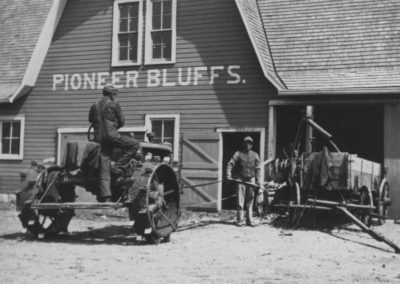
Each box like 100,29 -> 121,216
0,0 -> 274,193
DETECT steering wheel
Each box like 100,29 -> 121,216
87,124 -> 95,142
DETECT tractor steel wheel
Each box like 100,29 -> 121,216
19,203 -> 74,238
19,168 -> 75,238
144,163 -> 180,243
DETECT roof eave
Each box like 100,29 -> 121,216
4,85 -> 33,104
279,86 -> 400,96
234,0 -> 286,91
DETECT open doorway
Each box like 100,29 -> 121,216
221,131 -> 261,209
275,104 -> 384,163
314,105 -> 383,163
275,105 -> 304,159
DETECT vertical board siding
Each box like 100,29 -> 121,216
384,104 -> 400,218
0,0 -> 274,193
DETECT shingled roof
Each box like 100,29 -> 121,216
235,0 -> 400,94
0,0 -> 65,103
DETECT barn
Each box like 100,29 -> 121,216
1,0 -> 399,217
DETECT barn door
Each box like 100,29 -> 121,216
180,132 -> 220,211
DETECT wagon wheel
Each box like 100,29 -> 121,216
288,182 -> 301,226
359,188 -> 372,227
377,182 -> 390,225
19,168 -> 75,238
144,163 -> 180,244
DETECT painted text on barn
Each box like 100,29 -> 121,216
52,65 -> 245,91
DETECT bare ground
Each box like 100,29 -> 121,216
1,203 -> 400,284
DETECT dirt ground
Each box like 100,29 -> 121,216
1,203 -> 400,284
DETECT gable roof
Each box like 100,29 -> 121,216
0,0 -> 66,103
236,0 -> 400,94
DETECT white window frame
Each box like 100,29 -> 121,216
145,114 -> 180,161
0,116 -> 25,160
112,0 -> 144,66
144,0 -> 177,65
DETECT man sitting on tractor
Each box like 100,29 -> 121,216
88,83 -> 140,202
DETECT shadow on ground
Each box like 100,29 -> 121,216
322,229 -> 392,253
0,225 -> 145,246
177,217 -> 237,232
270,209 -> 395,253
0,212 -> 237,246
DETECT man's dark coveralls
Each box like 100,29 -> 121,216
88,85 -> 140,200
226,137 -> 261,226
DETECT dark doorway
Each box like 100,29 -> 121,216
275,104 -> 384,163
221,132 -> 261,209
314,105 -> 384,163
276,106 -> 304,159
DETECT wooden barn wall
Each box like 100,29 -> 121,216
384,104 -> 400,218
0,98 -> 28,193
0,0 -> 275,193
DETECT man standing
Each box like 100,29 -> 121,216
226,136 -> 261,227
88,84 -> 140,202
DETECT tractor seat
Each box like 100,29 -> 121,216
61,141 -> 101,174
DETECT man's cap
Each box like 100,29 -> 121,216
103,83 -> 118,96
243,136 -> 253,143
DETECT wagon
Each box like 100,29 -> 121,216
267,116 -> 391,228
266,116 -> 399,253
17,140 -> 181,244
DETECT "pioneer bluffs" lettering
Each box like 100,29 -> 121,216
52,65 -> 245,91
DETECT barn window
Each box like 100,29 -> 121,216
151,119 -> 174,144
145,114 -> 180,161
112,0 -> 143,66
0,116 -> 24,160
145,0 -> 177,64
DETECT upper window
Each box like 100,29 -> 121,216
0,116 -> 24,160
145,0 -> 177,64
112,0 -> 143,66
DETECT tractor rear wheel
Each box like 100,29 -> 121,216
144,164 -> 180,244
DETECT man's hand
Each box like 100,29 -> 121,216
256,189 -> 264,205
